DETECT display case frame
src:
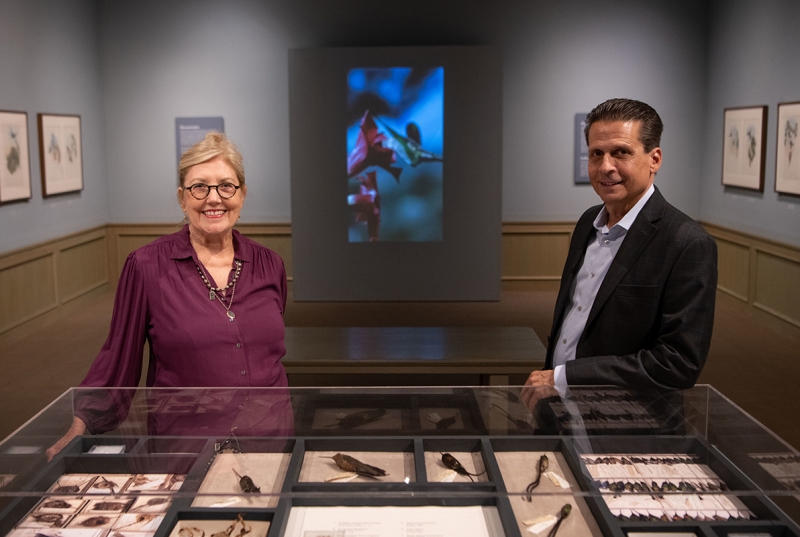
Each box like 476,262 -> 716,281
1,385 -> 798,537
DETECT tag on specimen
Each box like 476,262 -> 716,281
523,514 -> 557,534
428,412 -> 442,422
432,469 -> 458,482
545,471 -> 570,489
325,472 -> 358,482
208,497 -> 241,508
87,445 -> 125,454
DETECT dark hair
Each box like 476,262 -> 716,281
584,98 -> 663,153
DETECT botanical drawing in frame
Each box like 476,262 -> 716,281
37,113 -> 83,196
775,101 -> 800,196
722,105 -> 767,192
0,110 -> 32,204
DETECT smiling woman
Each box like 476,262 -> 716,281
46,133 -> 292,459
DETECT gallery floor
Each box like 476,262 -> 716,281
1,288 -> 798,450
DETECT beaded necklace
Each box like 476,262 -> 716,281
195,260 -> 242,322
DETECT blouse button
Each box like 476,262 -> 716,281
236,343 -> 241,348
241,370 -> 246,376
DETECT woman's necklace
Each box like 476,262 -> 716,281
195,260 -> 242,322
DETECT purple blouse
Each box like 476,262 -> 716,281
79,226 -> 288,391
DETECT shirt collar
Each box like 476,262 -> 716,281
593,183 -> 656,234
170,225 -> 251,262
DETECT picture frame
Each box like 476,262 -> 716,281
775,101 -> 800,197
37,113 -> 83,197
721,105 -> 767,191
0,110 -> 32,204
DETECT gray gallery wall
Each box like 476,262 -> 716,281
97,0 -> 709,226
0,0 -> 108,254
700,0 -> 800,247
2,0 -> 798,254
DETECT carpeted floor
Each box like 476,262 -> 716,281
1,288 -> 798,449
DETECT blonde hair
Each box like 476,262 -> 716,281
178,132 -> 245,187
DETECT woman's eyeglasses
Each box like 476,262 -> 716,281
184,182 -> 240,200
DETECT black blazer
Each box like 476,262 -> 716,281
545,187 -> 718,390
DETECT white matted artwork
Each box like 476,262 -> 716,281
722,106 -> 767,191
37,113 -> 83,196
284,506 -> 502,537
0,110 -> 31,203
775,101 -> 800,196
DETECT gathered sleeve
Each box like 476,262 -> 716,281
75,252 -> 149,433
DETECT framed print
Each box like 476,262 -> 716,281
775,101 -> 800,196
0,110 -> 32,203
722,105 -> 767,191
574,112 -> 590,184
37,113 -> 83,196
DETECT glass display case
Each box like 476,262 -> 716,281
1,385 -> 798,537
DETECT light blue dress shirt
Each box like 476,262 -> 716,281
553,184 -> 655,390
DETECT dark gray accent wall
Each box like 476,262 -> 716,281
700,0 -> 800,247
0,0 -> 108,254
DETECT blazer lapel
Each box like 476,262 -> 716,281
583,189 -> 665,330
550,212 -> 597,338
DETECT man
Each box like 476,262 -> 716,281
525,98 -> 717,395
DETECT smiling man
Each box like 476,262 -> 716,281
525,98 -> 717,394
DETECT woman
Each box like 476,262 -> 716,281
47,133 -> 289,458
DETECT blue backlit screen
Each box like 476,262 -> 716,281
346,67 -> 444,242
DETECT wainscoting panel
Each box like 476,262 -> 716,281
106,225 -> 184,287
0,226 -> 109,336
236,223 -> 293,279
3,222 -> 798,340
0,253 -> 57,334
59,235 -> 109,303
106,224 -> 294,285
715,237 -> 750,301
501,222 -> 573,291
754,250 -> 800,327
702,222 -> 800,329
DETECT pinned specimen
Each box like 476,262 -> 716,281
52,485 -> 80,494
178,528 -> 205,537
90,501 -> 128,512
31,514 -> 65,527
209,514 -> 251,537
129,497 -> 170,512
331,453 -> 387,478
41,500 -> 72,509
232,469 -> 260,493
440,453 -> 486,482
90,477 -> 119,494
547,504 -> 571,537
78,516 -> 111,527
329,408 -> 387,429
525,454 -> 549,501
